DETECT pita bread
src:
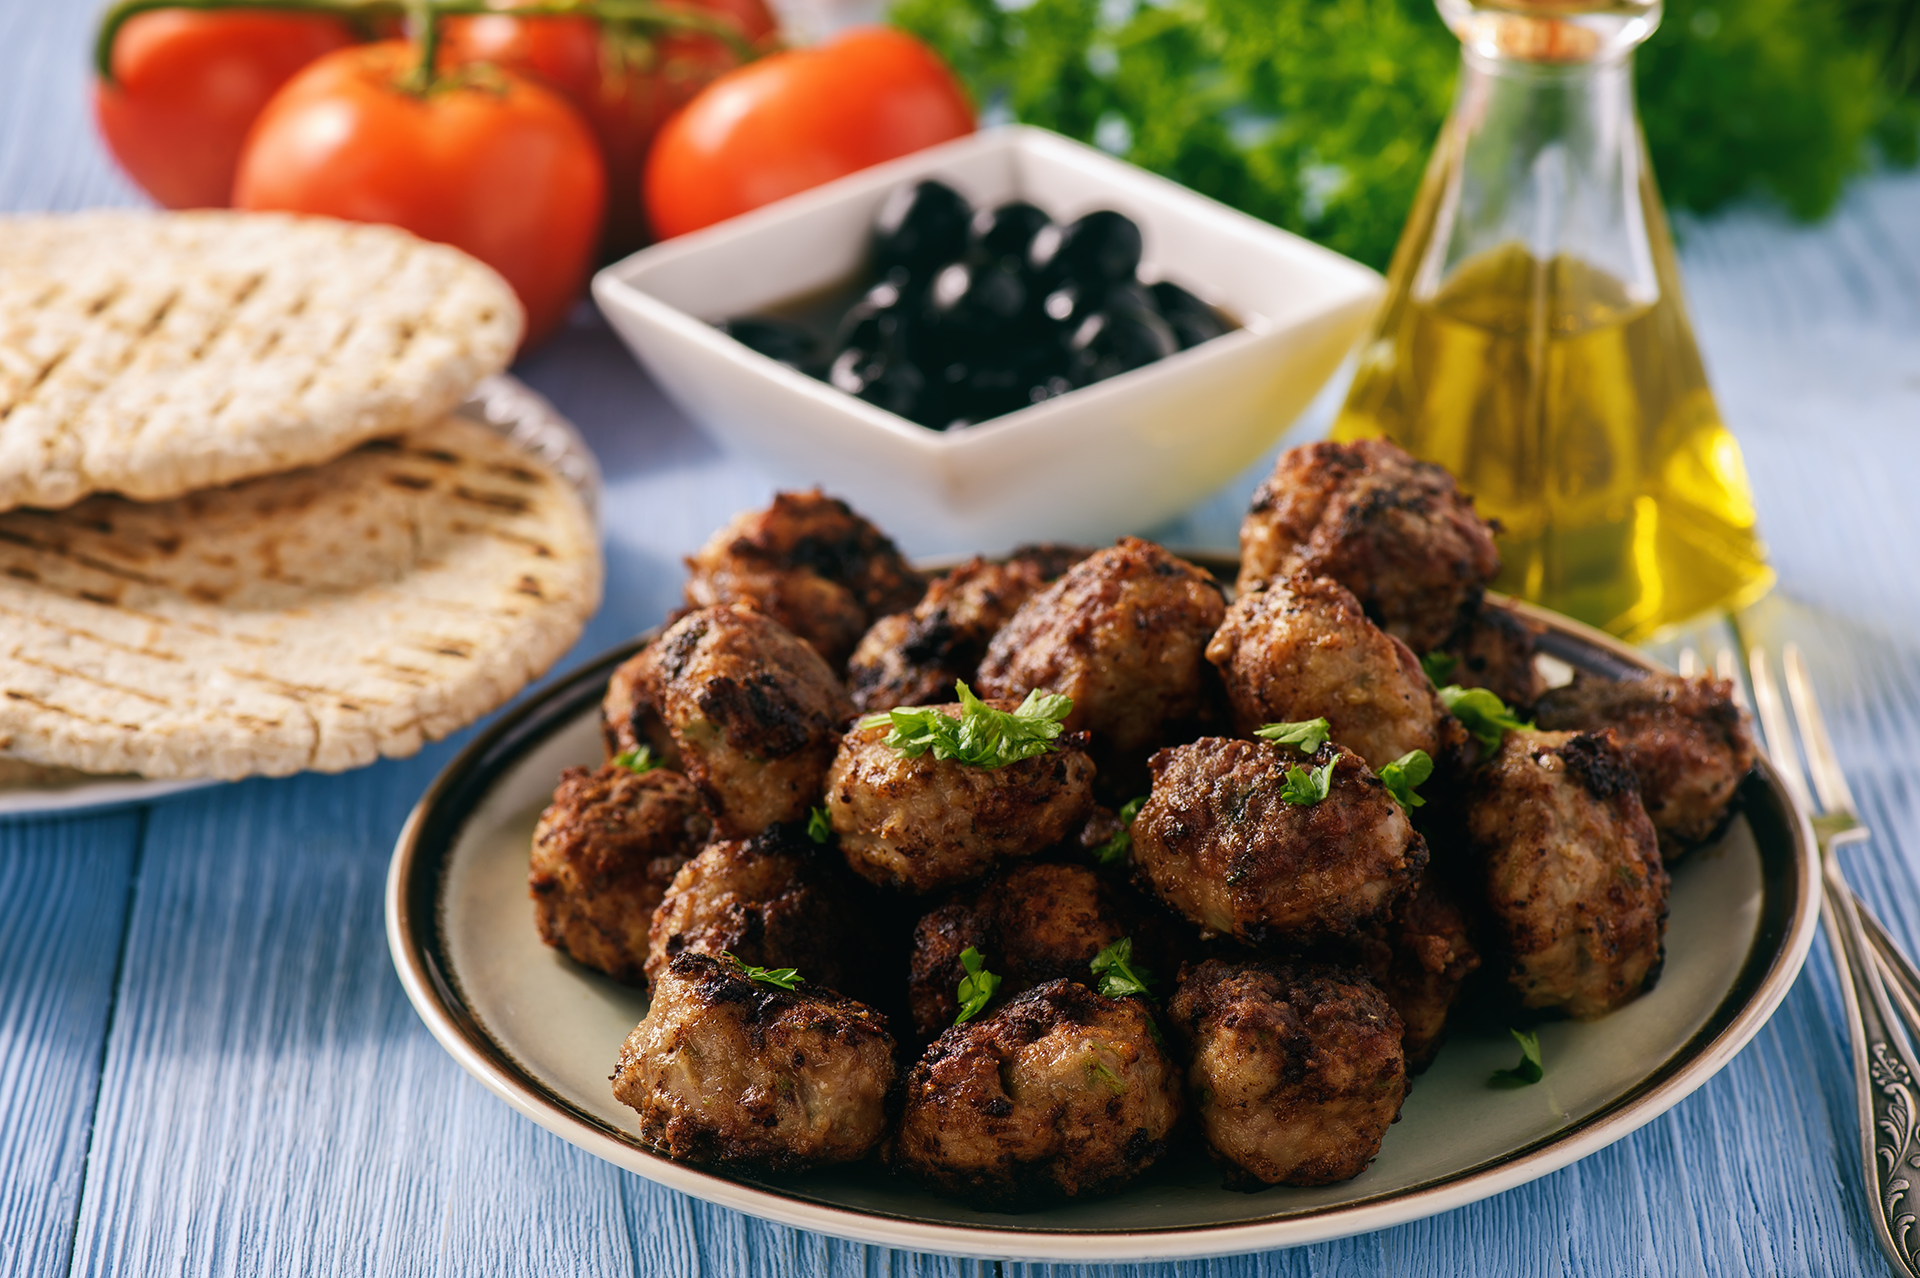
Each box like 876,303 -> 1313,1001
0,414 -> 601,780
0,210 -> 523,512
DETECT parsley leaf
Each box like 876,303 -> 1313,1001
1379,749 -> 1433,810
1279,760 -> 1335,806
1439,685 -> 1533,753
807,805 -> 832,844
611,745 -> 661,775
955,946 -> 1001,1023
1094,796 -> 1148,865
1090,937 -> 1155,998
1490,1028 -> 1545,1086
859,680 -> 1073,769
724,952 -> 804,990
1253,718 -> 1332,754
1421,652 -> 1459,686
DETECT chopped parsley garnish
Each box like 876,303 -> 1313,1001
1379,750 -> 1434,810
954,946 -> 1001,1023
724,952 -> 804,990
1090,937 -> 1154,999
1440,685 -> 1534,753
1094,796 -> 1148,865
806,805 -> 832,844
1421,652 -> 1460,686
859,680 -> 1072,769
1490,1028 -> 1545,1086
1253,717 -> 1331,754
1279,760 -> 1335,806
611,745 -> 661,775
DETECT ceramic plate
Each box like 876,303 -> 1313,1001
0,375 -> 601,822
386,588 -> 1819,1262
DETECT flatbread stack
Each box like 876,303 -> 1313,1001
0,210 -> 603,782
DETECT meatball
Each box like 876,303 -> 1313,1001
1131,737 -> 1425,949
1534,671 -> 1755,857
621,604 -> 852,837
1470,729 -> 1668,1020
1436,599 -> 1545,712
528,764 -> 713,985
1238,438 -> 1500,654
977,537 -> 1226,762
601,649 -> 679,766
612,953 -> 896,1173
1168,960 -> 1406,1187
908,861 -> 1177,1040
684,489 -> 923,668
826,707 -> 1095,894
1356,866 -> 1481,1071
890,979 -> 1182,1207
846,547 -> 1089,713
1205,572 -> 1450,773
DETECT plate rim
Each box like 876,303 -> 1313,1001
385,590 -> 1820,1263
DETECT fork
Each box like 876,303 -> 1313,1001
1740,641 -> 1920,1276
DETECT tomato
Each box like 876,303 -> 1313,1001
233,41 -> 606,348
643,27 -> 974,240
443,0 -> 776,257
93,10 -> 358,209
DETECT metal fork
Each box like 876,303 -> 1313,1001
1742,641 -> 1920,1276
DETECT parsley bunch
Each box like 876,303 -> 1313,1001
1090,937 -> 1155,998
1378,749 -> 1433,810
861,680 -> 1072,769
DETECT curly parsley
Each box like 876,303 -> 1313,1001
860,680 -> 1073,769
1094,796 -> 1148,865
1280,760 -> 1335,806
1379,749 -> 1433,810
724,952 -> 804,990
1490,1028 -> 1545,1086
1090,937 -> 1155,998
1439,685 -> 1533,753
955,946 -> 1002,1023
1253,718 -> 1332,754
611,745 -> 661,775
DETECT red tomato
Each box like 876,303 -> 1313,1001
233,41 -> 606,348
643,27 -> 974,240
443,0 -> 776,257
93,10 -> 358,209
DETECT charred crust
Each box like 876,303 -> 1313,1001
1559,732 -> 1637,802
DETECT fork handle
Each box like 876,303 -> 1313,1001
1824,856 -> 1920,1277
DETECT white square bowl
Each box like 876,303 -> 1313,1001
592,125 -> 1383,555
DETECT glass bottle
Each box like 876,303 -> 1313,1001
1330,0 -> 1772,641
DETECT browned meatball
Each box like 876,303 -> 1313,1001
1535,671 -> 1755,857
890,979 -> 1182,1207
1356,866 -> 1481,1071
528,764 -> 713,986
646,825 -> 884,1003
622,604 -> 851,838
1238,438 -> 1500,654
1436,599 -> 1545,712
1206,572 -> 1451,772
977,537 -> 1225,762
1168,960 -> 1406,1187
601,649 -> 680,766
683,489 -> 923,669
826,708 -> 1096,894
907,861 -> 1178,1040
1470,729 -> 1668,1020
1132,737 -> 1425,949
612,952 -> 896,1173
846,547 -> 1089,713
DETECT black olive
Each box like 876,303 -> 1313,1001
830,345 -> 926,420
1028,210 -> 1143,289
1067,299 -> 1179,384
969,201 -> 1052,264
1150,280 -> 1230,349
924,259 -> 1029,340
715,316 -> 817,369
872,181 -> 972,277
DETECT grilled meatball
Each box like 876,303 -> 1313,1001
890,979 -> 1182,1207
1470,729 -> 1668,1019
826,707 -> 1096,894
646,825 -> 885,1002
621,604 -> 852,838
1356,866 -> 1481,1071
684,489 -> 923,669
1436,599 -> 1545,712
907,861 -> 1177,1040
1206,572 -> 1450,773
529,764 -> 713,985
613,952 -> 896,1173
977,537 -> 1226,763
1535,671 -> 1755,857
846,547 -> 1089,713
1238,439 -> 1500,654
1131,737 -> 1425,949
1168,960 -> 1406,1187
602,649 -> 680,766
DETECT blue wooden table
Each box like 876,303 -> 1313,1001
7,1 -> 1920,1272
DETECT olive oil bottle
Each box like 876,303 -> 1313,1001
1332,0 -> 1771,641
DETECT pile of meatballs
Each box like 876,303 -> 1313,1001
527,437 -> 1759,1209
